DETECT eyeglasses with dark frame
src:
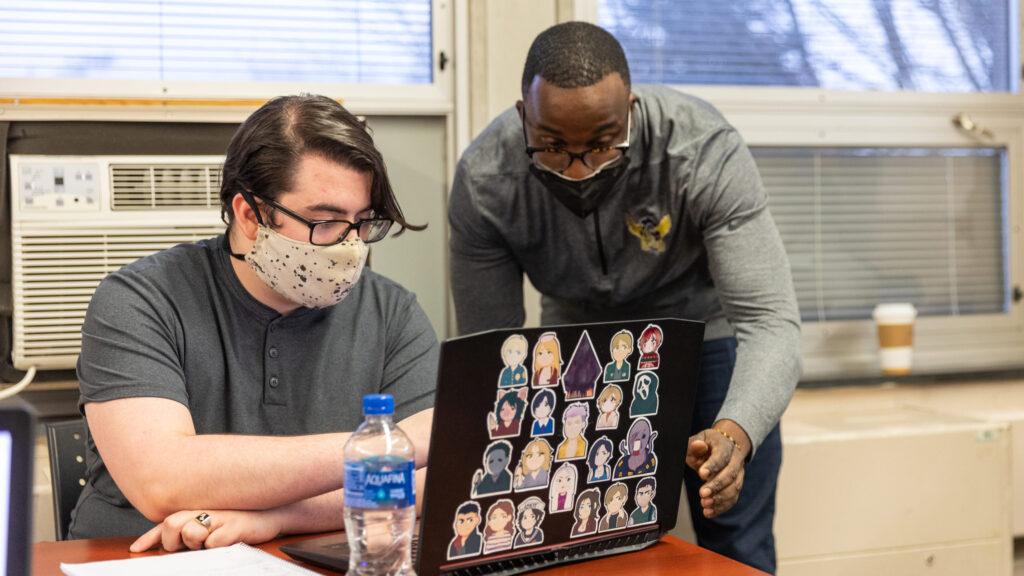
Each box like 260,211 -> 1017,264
246,191 -> 393,246
523,105 -> 632,178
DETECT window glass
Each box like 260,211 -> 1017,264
0,0 -> 433,85
599,0 -> 1016,92
755,147 -> 1008,322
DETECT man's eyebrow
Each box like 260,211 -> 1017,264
305,203 -> 374,217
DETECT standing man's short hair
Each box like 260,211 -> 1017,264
521,21 -> 631,97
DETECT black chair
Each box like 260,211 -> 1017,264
44,419 -> 88,541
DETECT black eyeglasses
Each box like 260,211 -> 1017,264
247,191 -> 393,245
523,106 -> 632,177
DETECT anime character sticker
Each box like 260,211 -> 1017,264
613,417 -> 659,479
628,477 -> 658,527
570,488 -> 601,538
548,462 -> 578,513
447,501 -> 483,560
637,324 -> 663,370
514,438 -> 552,492
488,387 -> 529,439
530,389 -> 557,437
595,384 -> 623,430
599,482 -> 629,532
482,499 -> 516,555
531,332 -> 562,387
562,330 -> 601,400
471,440 -> 513,497
585,436 -> 614,483
498,334 -> 529,388
603,330 -> 633,383
628,371 -> 659,418
555,402 -> 590,461
513,496 -> 546,548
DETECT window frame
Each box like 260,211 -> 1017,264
0,0 -> 454,116
580,0 -> 1024,379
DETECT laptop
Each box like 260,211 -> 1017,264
284,318 -> 703,575
0,404 -> 35,576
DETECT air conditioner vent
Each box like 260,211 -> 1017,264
12,224 -> 225,369
110,163 -> 222,210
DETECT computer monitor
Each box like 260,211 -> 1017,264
0,405 -> 35,576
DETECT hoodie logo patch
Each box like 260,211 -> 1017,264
626,214 -> 671,253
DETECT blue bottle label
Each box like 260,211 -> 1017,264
344,456 -> 416,509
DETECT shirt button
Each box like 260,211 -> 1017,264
269,324 -> 277,333
270,377 -> 280,388
269,347 -> 279,358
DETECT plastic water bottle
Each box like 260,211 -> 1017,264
344,394 -> 417,576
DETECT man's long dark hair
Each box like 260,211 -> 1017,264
521,22 -> 631,96
220,94 -> 422,234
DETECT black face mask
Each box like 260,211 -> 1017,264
529,158 -> 629,218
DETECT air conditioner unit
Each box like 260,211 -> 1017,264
9,155 -> 227,370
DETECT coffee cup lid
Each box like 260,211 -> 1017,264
872,302 -> 917,323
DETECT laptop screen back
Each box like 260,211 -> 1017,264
417,318 -> 703,576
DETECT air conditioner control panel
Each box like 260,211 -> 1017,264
17,162 -> 100,211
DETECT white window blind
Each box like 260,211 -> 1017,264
755,147 -> 1008,322
0,0 -> 433,85
599,0 -> 1016,93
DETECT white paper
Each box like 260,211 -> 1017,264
60,542 -> 320,576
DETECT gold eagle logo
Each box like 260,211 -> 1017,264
626,213 -> 671,253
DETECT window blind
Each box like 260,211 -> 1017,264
599,0 -> 1015,92
754,147 -> 1007,322
0,0 -> 433,85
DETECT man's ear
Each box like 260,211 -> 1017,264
231,192 -> 261,240
516,100 -> 524,120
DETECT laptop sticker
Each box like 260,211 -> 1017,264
514,438 -> 552,492
637,324 -> 663,370
555,402 -> 590,461
488,387 -> 529,439
471,440 -> 513,498
628,477 -> 658,527
586,436 -> 614,483
532,332 -> 563,387
628,372 -> 659,418
482,499 -> 517,555
548,462 -> 578,513
513,496 -> 547,549
498,334 -> 529,388
570,488 -> 602,538
599,482 -> 630,532
613,417 -> 659,479
595,384 -> 623,430
562,330 -> 601,400
447,501 -> 483,560
603,329 -> 633,383
529,389 -> 557,437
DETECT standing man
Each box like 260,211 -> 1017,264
73,95 -> 438,551
448,22 -> 801,573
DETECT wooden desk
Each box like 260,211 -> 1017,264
32,533 -> 768,575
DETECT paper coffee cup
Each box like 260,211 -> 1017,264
872,303 -> 917,375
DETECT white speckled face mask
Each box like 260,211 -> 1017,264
245,224 -> 369,309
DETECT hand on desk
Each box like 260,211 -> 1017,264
130,509 -> 282,553
685,420 -> 751,519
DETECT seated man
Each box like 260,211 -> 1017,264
70,95 -> 438,552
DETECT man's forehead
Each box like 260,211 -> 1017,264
523,73 -> 630,125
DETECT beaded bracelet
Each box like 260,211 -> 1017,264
715,427 -> 739,449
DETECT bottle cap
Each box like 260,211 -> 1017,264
363,394 -> 394,415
